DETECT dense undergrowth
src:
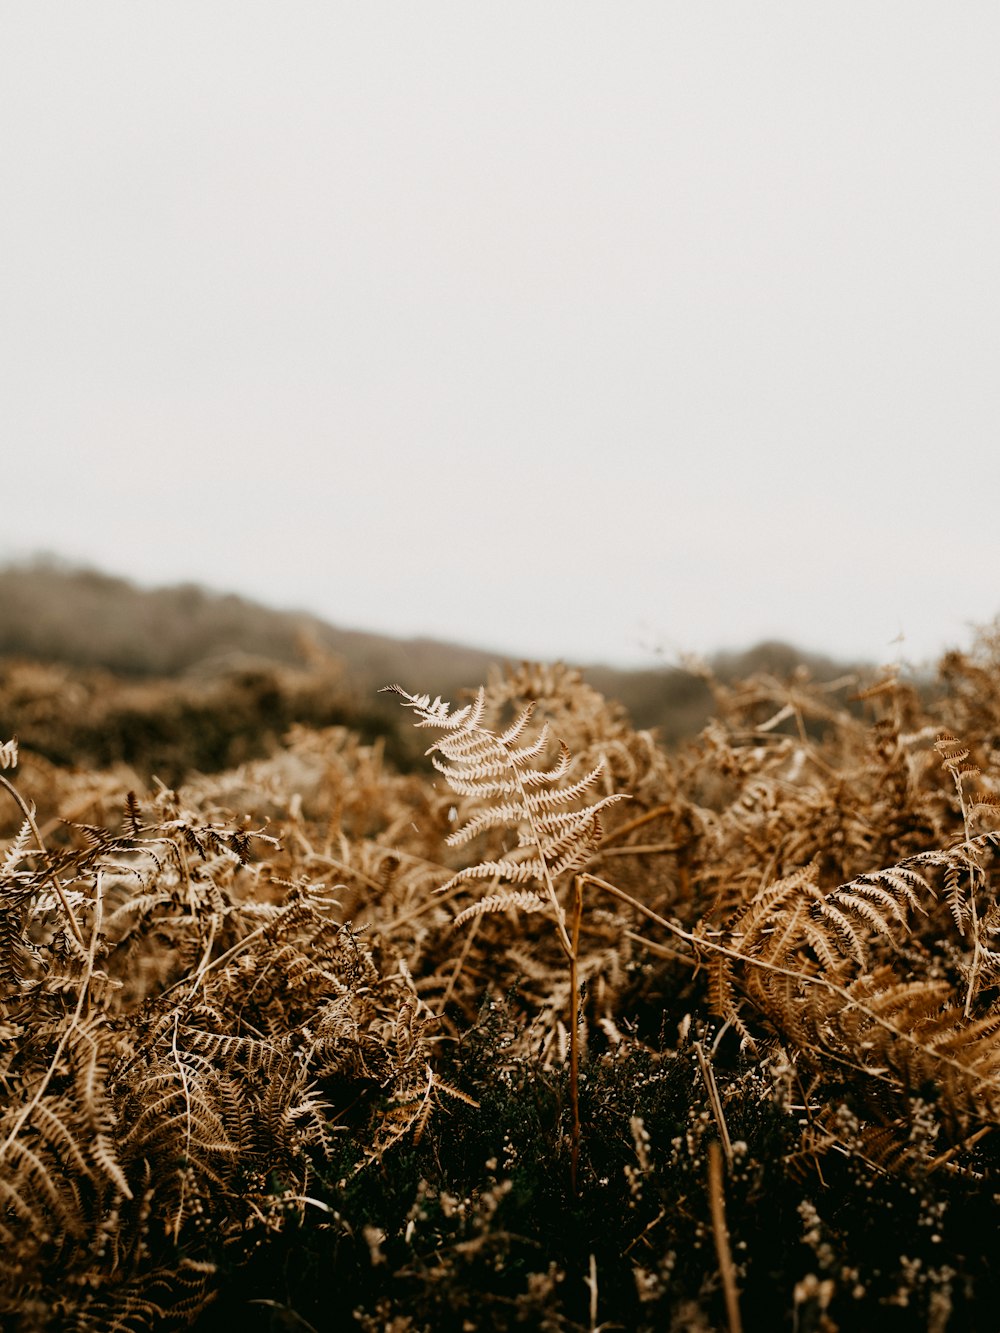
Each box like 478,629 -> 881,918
2,634 -> 1000,1330
0,654 -> 426,782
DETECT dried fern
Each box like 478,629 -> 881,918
383,684 -> 624,953
385,681 -> 628,1188
5,633 -> 1000,1326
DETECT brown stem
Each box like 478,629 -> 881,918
595,804 -> 677,849
708,1141 -> 743,1333
595,841 -> 684,860
953,767 -> 982,1017
569,874 -> 583,1194
695,1042 -> 733,1170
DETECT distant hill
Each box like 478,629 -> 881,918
0,560 -> 869,763
0,558 -> 500,682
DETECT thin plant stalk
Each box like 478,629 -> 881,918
569,874 -> 584,1193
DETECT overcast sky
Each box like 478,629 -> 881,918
2,5 -> 999,669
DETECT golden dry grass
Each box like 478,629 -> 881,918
1,634 -> 1000,1329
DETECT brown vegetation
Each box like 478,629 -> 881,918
2,622 -> 999,1330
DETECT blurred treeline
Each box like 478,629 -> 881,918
0,559 -> 867,781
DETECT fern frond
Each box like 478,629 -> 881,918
3,1138 -> 86,1237
446,800 -> 532,845
439,857 -> 548,892
391,680 -> 625,960
862,866 -> 928,912
124,789 -> 143,836
453,891 -> 550,927
945,860 -> 971,932
381,683 -> 484,733
524,761 -> 606,808
183,1028 -> 280,1073
529,795 -> 624,838
974,948 -> 1000,980
832,891 -> 901,942
27,1101 -> 94,1182
496,702 -> 537,746
1,818 -> 33,880
800,918 -> 851,973
935,733 -> 971,770
433,1077 -> 480,1108
91,1133 -> 132,1198
0,1175 -> 42,1231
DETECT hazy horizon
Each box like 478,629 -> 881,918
3,551 -> 988,675
3,6 -> 999,671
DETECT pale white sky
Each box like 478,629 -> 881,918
2,5 -> 999,668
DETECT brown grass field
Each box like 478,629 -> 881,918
1,609 -> 999,1330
